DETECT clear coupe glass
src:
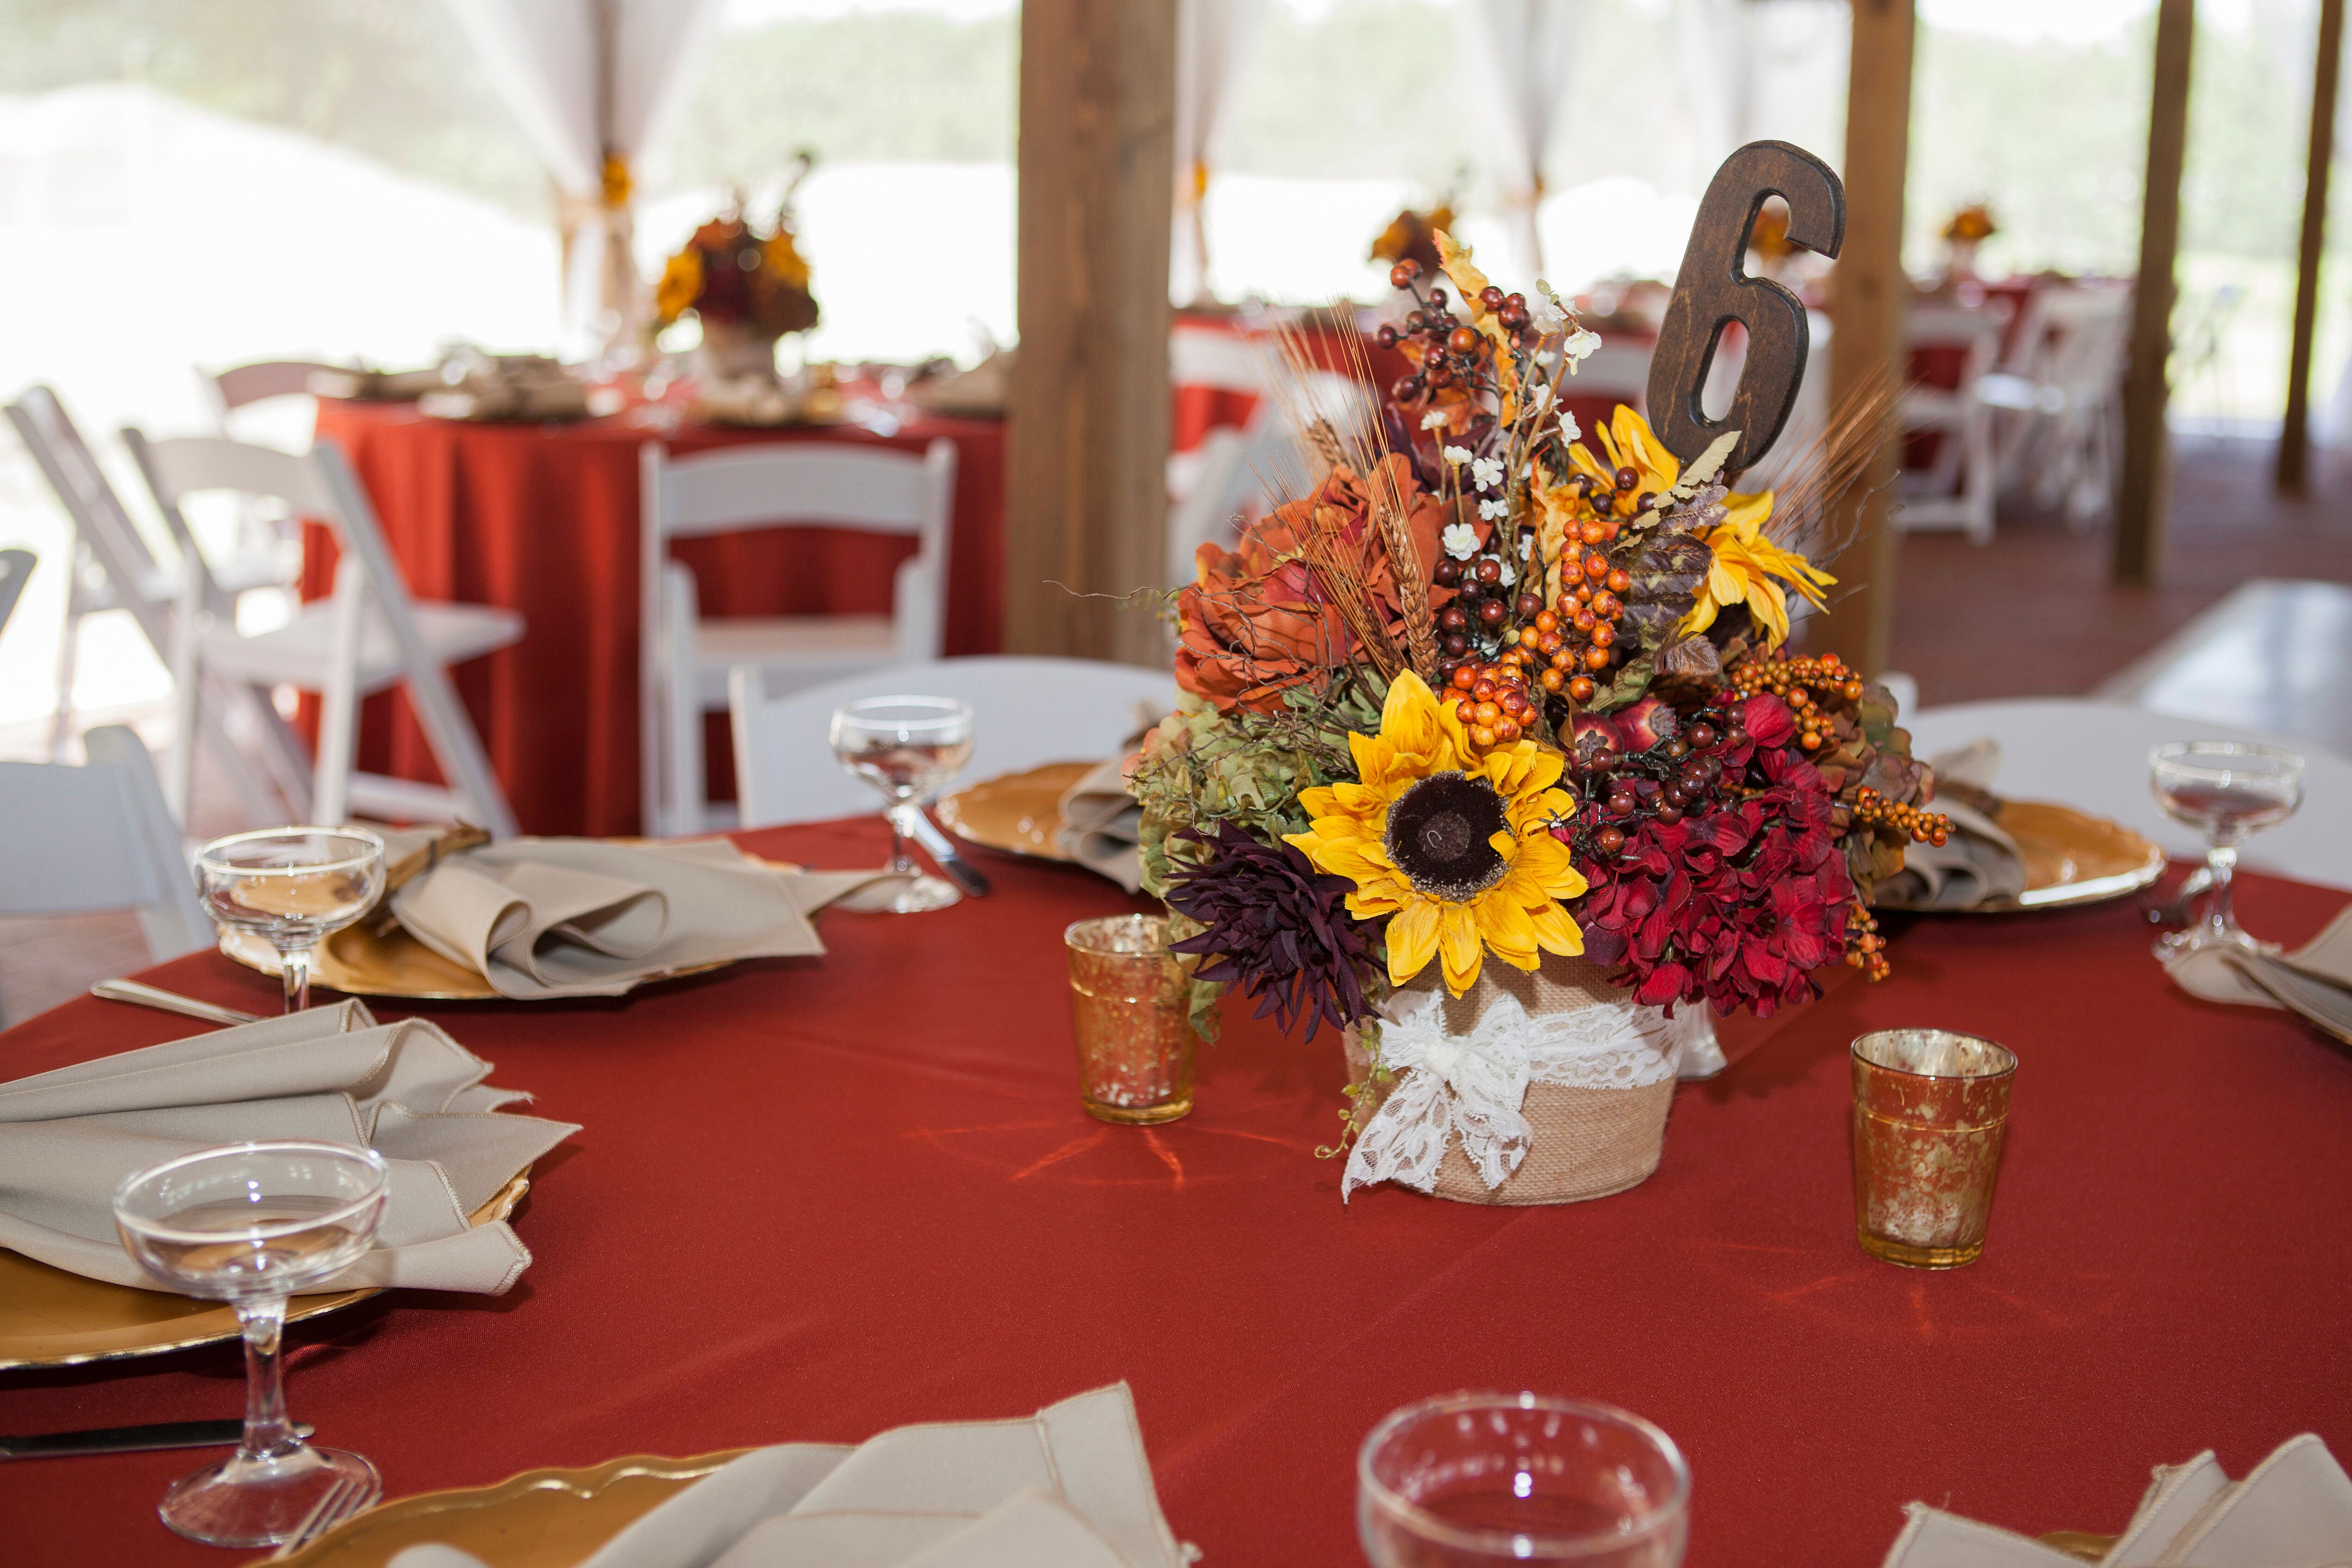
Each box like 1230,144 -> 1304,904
1358,1393 -> 1690,1567
113,1140 -> 390,1547
828,695 -> 976,913
2148,742 -> 2304,962
195,828 -> 386,1012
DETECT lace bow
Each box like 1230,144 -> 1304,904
1342,980 -> 1692,1201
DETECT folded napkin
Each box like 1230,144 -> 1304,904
0,1001 -> 574,1295
1875,739 -> 2030,912
1882,1434 -> 2352,1567
906,349 -> 1013,418
388,836 -> 907,1001
389,1384 -> 1188,1568
2168,902 -> 2352,1019
1056,758 -> 1146,894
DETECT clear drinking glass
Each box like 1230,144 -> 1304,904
2149,742 -> 2305,961
828,695 -> 975,913
113,1140 -> 390,1547
195,827 -> 386,1012
1358,1393 -> 1690,1567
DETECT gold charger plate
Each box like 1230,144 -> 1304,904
935,762 -> 1095,864
0,1173 -> 530,1371
1878,800 -> 2166,914
272,1448 -> 751,1568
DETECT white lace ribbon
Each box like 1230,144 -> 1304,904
1342,979 -> 1696,1201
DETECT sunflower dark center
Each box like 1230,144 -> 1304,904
1386,771 -> 1511,901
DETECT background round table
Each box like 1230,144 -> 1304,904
301,400 -> 1007,837
3,827 -> 2349,1566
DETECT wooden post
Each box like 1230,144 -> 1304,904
2279,0 -> 2343,495
2114,0 -> 2195,586
1813,0 -> 1915,678
1004,0 -> 1178,665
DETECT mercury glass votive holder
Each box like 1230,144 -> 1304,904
1851,1029 -> 2017,1269
1064,915 -> 1196,1125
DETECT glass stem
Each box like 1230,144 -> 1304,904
2203,843 -> 2241,937
886,806 -> 916,876
278,945 -> 312,1014
234,1294 -> 301,1459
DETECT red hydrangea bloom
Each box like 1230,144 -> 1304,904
1570,694 -> 1854,1017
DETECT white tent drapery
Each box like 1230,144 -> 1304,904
1458,0 -> 1583,280
1173,0 -> 1267,305
442,0 -> 723,353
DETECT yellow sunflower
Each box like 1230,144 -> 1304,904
1679,491 -> 1835,647
1283,672 -> 1586,997
656,247 -> 703,325
1564,404 -> 1683,518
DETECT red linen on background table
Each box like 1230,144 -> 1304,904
3,834 -> 2348,1567
300,401 -> 1007,837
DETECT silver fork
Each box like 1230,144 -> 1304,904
269,1473 -> 376,1560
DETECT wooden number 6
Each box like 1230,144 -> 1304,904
1644,140 -> 1847,475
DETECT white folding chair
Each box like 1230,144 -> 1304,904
641,438 -> 957,837
1904,699 -> 2352,891
126,431 -> 523,837
1977,283 -> 2131,525
201,359 -> 342,420
728,655 -> 1178,829
1899,304 -> 2004,544
0,725 -> 212,994
6,387 -> 292,821
1166,369 -> 1365,584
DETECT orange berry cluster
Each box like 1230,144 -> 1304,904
1446,658 -> 1540,748
1853,785 -> 1950,848
1724,650 -> 1867,752
1539,559 -> 1636,705
1844,901 -> 1890,981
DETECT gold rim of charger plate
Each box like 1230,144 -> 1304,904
0,1172 -> 530,1371
265,1447 -> 754,1568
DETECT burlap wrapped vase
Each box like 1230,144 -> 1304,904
1340,953 -> 1707,1206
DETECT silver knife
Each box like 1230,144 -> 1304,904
90,979 -> 260,1027
1,1419 -> 310,1459
892,804 -> 991,897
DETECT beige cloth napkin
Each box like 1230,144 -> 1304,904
1877,739 -> 2030,912
388,836 -> 908,1001
906,350 -> 1013,418
388,1384 -> 1188,1568
1055,758 -> 1145,894
2169,902 -> 2352,1014
0,1001 -> 574,1295
1881,1434 -> 2352,1567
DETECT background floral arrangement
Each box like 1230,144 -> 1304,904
1134,234 -> 1949,1048
655,157 -> 820,337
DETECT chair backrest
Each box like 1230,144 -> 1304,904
729,655 -> 1179,828
1171,326 -> 1275,394
5,386 -> 177,640
0,724 -> 211,961
122,428 -> 343,618
204,359 -> 341,414
1904,698 -> 2352,890
0,548 -> 33,638
2001,283 -> 2129,389
643,440 -> 956,544
1167,418 -> 1301,584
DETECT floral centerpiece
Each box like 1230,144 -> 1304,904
1132,234 -> 1947,1204
656,162 -> 819,382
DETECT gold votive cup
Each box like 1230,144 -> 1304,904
1064,915 -> 1196,1125
1850,1029 -> 2016,1269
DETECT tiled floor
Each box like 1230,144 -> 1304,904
5,434 -> 2350,1028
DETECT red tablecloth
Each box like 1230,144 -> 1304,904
5,836 -> 2348,1564
301,401 -> 1007,836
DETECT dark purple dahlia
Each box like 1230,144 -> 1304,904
1164,822 -> 1376,1043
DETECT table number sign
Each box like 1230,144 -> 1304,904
1646,139 -> 1847,475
